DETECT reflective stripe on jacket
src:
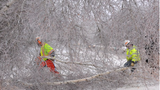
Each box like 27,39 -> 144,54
40,43 -> 54,61
126,45 -> 140,62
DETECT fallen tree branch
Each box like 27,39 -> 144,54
40,56 -> 98,67
22,67 -> 128,86
46,67 -> 128,86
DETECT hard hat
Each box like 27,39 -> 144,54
36,37 -> 42,45
124,40 -> 130,46
36,37 -> 40,41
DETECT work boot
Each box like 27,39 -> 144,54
131,68 -> 136,72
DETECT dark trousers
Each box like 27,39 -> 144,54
124,60 -> 132,67
124,60 -> 138,72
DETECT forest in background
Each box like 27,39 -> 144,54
0,0 -> 159,90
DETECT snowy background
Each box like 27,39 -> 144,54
0,0 -> 159,90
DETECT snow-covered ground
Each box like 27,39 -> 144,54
25,45 -> 159,90
117,84 -> 159,90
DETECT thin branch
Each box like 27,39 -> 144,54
40,56 -> 98,67
0,0 -> 18,16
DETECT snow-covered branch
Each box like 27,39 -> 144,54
46,67 -> 128,86
21,67 -> 128,86
40,56 -> 98,67
0,0 -> 18,15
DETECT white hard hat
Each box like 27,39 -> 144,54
36,36 -> 40,41
124,40 -> 130,46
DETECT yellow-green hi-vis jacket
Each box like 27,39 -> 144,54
40,43 -> 54,61
126,45 -> 140,62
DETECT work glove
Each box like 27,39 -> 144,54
131,62 -> 134,66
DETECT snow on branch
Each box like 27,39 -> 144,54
46,67 -> 128,86
40,56 -> 98,67
21,67 -> 128,86
0,0 -> 18,15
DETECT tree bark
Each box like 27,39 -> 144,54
46,67 -> 128,86
22,67 -> 128,86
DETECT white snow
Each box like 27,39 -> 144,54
116,84 -> 159,90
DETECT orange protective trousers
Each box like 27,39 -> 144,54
40,59 -> 59,74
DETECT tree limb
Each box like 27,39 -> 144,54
46,67 -> 128,86
22,67 -> 128,86
40,56 -> 98,67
